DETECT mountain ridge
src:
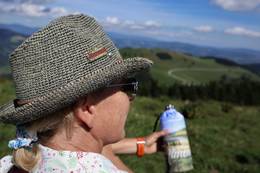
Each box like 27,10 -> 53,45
108,32 -> 260,65
0,24 -> 260,68
0,23 -> 259,66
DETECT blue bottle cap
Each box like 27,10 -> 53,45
160,104 -> 184,122
160,104 -> 185,132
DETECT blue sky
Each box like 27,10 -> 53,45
0,0 -> 260,50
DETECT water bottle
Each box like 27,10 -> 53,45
160,104 -> 193,172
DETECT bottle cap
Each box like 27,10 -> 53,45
165,104 -> 174,110
160,104 -> 184,122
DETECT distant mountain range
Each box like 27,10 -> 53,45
0,23 -> 260,66
0,24 -> 39,35
108,32 -> 260,65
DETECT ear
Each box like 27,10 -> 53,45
73,96 -> 96,129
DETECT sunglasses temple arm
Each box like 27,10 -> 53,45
106,82 -> 138,87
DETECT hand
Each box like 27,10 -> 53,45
144,130 -> 168,154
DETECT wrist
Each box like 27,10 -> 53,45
136,137 -> 146,157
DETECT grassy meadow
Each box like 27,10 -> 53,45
121,97 -> 260,173
120,48 -> 260,86
0,78 -> 260,173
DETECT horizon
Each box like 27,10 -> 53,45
2,22 -> 260,53
0,0 -> 260,51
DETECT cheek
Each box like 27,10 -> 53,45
111,93 -> 130,138
117,102 -> 130,125
93,91 -> 130,143
108,91 -> 130,118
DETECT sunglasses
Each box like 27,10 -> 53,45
106,78 -> 138,98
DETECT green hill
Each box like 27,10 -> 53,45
0,66 -> 11,75
0,28 -> 26,66
120,48 -> 260,86
1,44 -> 259,86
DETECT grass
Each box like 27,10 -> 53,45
120,97 -> 260,173
0,66 -> 11,75
168,67 -> 256,85
0,78 -> 15,104
0,78 -> 16,156
0,79 -> 260,173
126,49 -> 260,86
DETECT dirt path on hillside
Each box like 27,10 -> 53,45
167,68 -> 242,84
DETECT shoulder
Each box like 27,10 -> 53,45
36,145 -> 127,173
0,155 -> 13,173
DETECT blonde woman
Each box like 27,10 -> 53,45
0,14 -> 167,173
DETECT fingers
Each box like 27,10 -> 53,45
151,130 -> 169,140
146,130 -> 168,145
154,130 -> 168,152
143,130 -> 169,154
156,130 -> 169,137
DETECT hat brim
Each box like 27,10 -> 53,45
0,57 -> 152,125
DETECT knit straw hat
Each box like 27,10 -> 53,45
0,14 -> 152,125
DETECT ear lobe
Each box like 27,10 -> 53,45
73,97 -> 95,129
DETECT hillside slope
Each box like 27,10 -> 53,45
0,29 -> 26,66
120,48 -> 260,86
0,28 -> 259,85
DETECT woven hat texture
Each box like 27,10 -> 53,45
0,14 -> 152,125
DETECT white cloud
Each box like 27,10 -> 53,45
212,0 -> 260,11
125,20 -> 161,30
225,27 -> 260,38
129,25 -> 145,30
105,16 -> 120,25
0,0 -> 54,4
121,20 -> 145,30
123,20 -> 135,26
144,20 -> 161,28
103,16 -> 161,31
146,30 -> 193,38
194,25 -> 214,32
0,2 -> 69,17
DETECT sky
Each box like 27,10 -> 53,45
0,0 -> 260,50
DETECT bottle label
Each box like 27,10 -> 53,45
166,128 -> 193,172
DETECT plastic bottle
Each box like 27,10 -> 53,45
160,104 -> 193,172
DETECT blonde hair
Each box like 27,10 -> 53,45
12,106 -> 74,171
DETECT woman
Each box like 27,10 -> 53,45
0,14 -> 167,173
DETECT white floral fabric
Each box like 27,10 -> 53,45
0,144 -> 127,173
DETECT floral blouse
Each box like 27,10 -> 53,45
0,144 -> 127,173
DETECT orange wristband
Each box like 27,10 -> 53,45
136,137 -> 146,157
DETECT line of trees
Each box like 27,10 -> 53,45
137,72 -> 260,105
